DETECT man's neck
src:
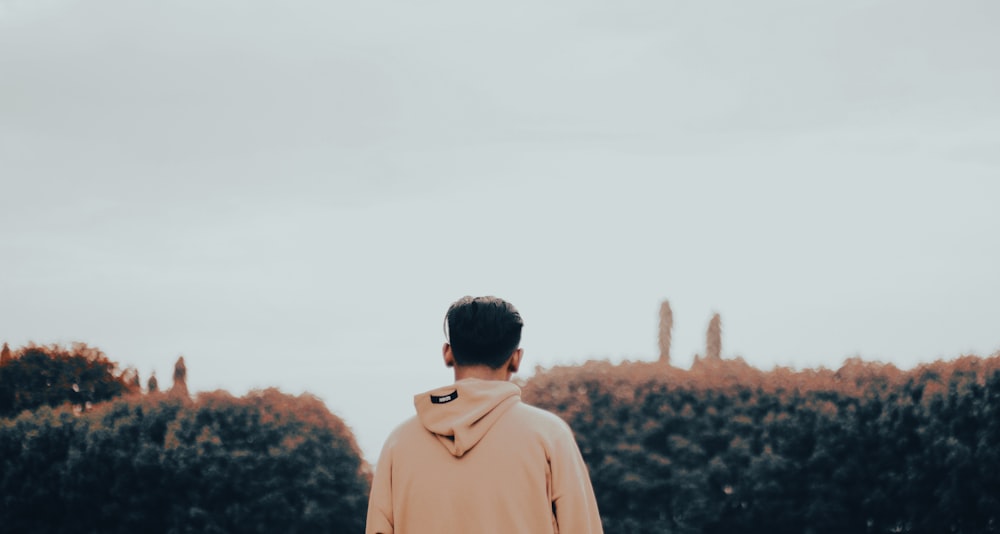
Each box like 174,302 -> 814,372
453,365 -> 510,382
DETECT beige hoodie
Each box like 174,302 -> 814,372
366,378 -> 603,534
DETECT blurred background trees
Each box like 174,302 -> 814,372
4,338 -> 999,533
0,343 -> 137,418
0,343 -> 370,533
522,353 -> 1000,534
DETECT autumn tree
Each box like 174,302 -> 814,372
0,389 -> 371,533
658,300 -> 673,365
122,367 -> 141,393
0,343 -> 137,418
522,353 -> 1000,534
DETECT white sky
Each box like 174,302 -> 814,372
2,0 -> 998,461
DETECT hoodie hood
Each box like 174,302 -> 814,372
414,378 -> 521,457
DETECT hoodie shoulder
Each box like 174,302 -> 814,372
513,402 -> 571,427
504,402 -> 577,442
382,415 -> 425,450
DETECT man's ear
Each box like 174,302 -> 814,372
507,348 -> 523,374
443,343 -> 456,368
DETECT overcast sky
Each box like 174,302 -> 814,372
2,0 -> 998,461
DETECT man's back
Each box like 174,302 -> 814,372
365,378 -> 603,534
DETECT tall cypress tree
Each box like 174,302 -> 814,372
658,300 -> 673,365
706,313 -> 722,361
170,356 -> 189,399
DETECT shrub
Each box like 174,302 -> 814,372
522,354 -> 1000,534
0,389 -> 370,533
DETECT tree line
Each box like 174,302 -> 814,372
3,341 -> 1000,533
521,354 -> 1000,534
0,343 -> 369,533
0,343 -> 137,418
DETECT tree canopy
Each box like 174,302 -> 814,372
0,388 -> 370,533
522,353 -> 1000,534
0,343 -> 137,418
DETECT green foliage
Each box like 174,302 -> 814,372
522,354 -> 1000,534
0,343 -> 137,418
0,389 -> 370,534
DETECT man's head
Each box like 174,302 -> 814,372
443,296 -> 523,370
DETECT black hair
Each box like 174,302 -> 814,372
444,296 -> 524,369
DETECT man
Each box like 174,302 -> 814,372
365,296 -> 603,534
